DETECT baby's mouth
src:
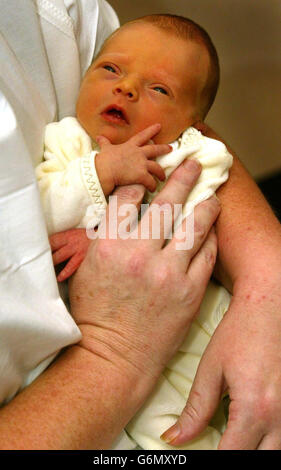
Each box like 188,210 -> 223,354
101,106 -> 129,125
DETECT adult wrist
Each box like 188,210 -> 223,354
77,324 -> 162,416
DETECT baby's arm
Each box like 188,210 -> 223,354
45,123 -> 171,281
36,117 -> 104,235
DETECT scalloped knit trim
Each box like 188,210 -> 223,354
80,152 -> 107,209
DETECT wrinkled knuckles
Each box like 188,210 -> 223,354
255,391 -> 281,424
126,251 -> 147,277
114,185 -> 145,201
95,239 -> 117,262
151,198 -> 173,211
172,163 -> 200,186
201,197 -> 220,217
193,219 -> 206,243
203,245 -> 217,269
152,264 -> 173,290
183,281 -> 200,307
181,399 -> 202,426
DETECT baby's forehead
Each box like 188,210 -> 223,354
101,22 -> 184,55
99,23 -> 207,67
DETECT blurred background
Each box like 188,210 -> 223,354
108,0 -> 281,218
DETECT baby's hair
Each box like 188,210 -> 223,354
133,14 -> 220,119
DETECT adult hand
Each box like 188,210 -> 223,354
161,288 -> 281,450
162,121 -> 281,450
69,159 -> 221,389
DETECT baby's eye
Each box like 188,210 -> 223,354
153,86 -> 168,95
103,65 -> 116,73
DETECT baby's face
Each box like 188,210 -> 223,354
76,22 -> 209,145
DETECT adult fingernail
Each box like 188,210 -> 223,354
183,159 -> 201,170
160,423 -> 181,444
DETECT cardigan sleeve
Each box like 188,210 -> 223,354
36,117 -> 107,234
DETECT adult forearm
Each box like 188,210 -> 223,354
0,344 -> 147,450
215,153 -> 281,291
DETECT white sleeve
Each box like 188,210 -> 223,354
0,93 -> 82,405
36,117 -> 107,234
0,0 -> 118,405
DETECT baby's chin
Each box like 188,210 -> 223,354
91,125 -> 182,146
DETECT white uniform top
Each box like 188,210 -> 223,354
0,0 -> 119,404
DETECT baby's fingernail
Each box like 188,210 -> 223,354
160,424 -> 181,444
183,159 -> 201,170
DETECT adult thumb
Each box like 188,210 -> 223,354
161,343 -> 225,446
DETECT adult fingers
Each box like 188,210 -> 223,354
163,197 -> 220,270
100,184 -> 145,240
130,123 -> 161,146
186,226 -> 217,286
186,197 -> 220,262
218,411 -> 264,450
139,159 -> 201,249
161,339 -> 224,446
258,434 -> 281,450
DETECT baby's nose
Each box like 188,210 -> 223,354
113,78 -> 138,101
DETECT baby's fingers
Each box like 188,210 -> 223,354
139,173 -> 158,193
143,143 -> 172,159
96,135 -> 112,148
49,232 -> 68,252
130,123 -> 162,146
52,244 -> 74,266
57,253 -> 84,282
147,161 -> 166,182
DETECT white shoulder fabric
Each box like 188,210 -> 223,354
0,0 -> 119,404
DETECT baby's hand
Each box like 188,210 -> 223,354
95,123 -> 172,195
49,228 -> 91,282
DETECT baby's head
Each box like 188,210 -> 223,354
76,14 -> 219,145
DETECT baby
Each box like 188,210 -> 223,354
36,15 -> 233,449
